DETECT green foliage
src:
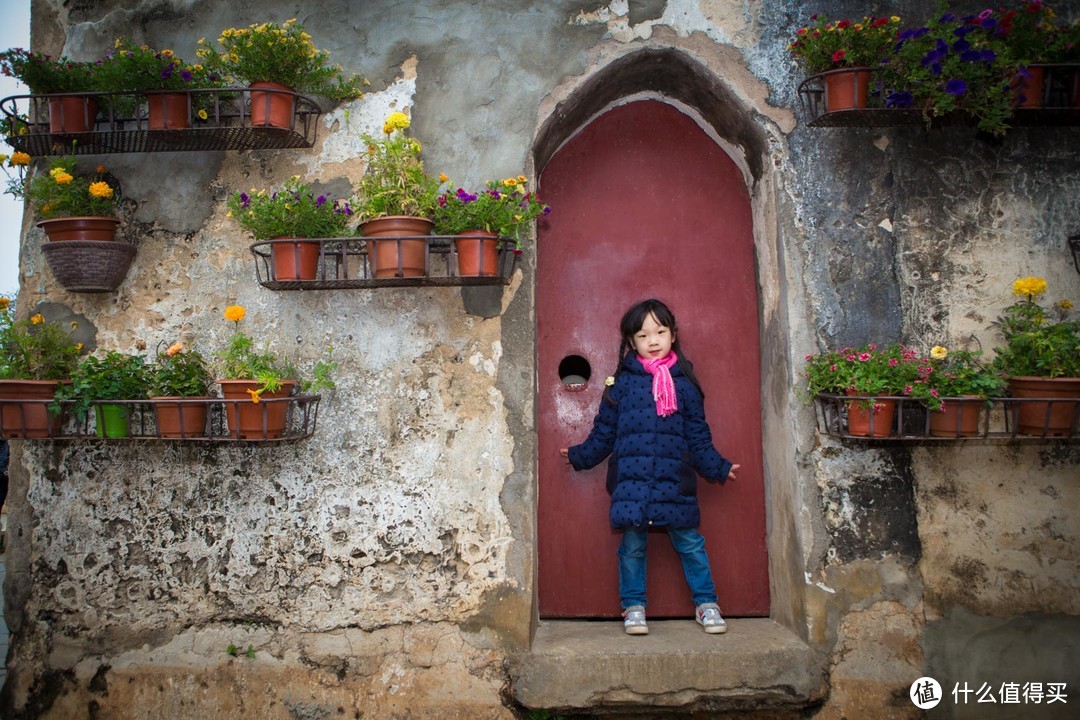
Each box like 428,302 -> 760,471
25,156 -> 120,219
802,342 -> 926,402
94,38 -> 227,118
354,112 -> 441,221
226,176 -> 354,240
0,302 -> 82,380
432,177 -> 551,250
226,643 -> 255,659
148,341 -> 213,397
788,14 -> 901,74
56,351 -> 149,420
196,19 -> 366,101
991,277 -> 1080,378
905,347 -> 1006,412
0,48 -> 96,94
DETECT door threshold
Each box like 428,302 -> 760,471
509,618 -> 826,715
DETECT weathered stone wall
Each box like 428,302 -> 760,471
4,1 -> 1079,718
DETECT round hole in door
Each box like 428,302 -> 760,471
558,355 -> 591,387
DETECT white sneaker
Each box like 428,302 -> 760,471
696,603 -> 727,634
622,605 -> 648,635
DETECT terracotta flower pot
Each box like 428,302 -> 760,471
48,96 -> 98,134
1011,66 -> 1046,109
146,92 -> 191,130
38,217 -> 119,242
249,82 -> 295,129
217,379 -> 297,439
823,68 -> 872,112
151,397 -> 209,438
455,230 -> 500,277
270,238 -> 321,281
846,398 -> 895,438
360,216 -> 432,278
0,379 -> 62,439
1007,376 -> 1080,437
929,397 -> 983,438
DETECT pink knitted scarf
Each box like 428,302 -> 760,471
638,352 -> 678,417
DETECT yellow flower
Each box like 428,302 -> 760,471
198,109 -> 208,120
30,314 -> 44,325
54,171 -> 74,185
1012,276 -> 1047,299
224,305 -> 246,323
166,342 -> 184,356
605,376 -> 615,386
76,342 -> 83,351
161,49 -> 173,57
49,166 -> 64,178
69,321 -> 78,329
114,38 -> 123,49
439,172 -> 449,183
384,111 -> 410,133
246,388 -> 261,404
517,175 -> 527,184
503,178 -> 518,188
891,16 -> 901,23
88,181 -> 114,199
1059,300 -> 1074,311
930,346 -> 948,360
0,298 -> 9,310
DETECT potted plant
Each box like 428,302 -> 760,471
215,305 -> 334,439
990,276 -> 1080,436
0,48 -> 100,133
0,300 -> 82,438
879,8 -> 1017,135
22,155 -> 134,291
95,38 -> 226,129
802,342 -> 924,437
433,176 -> 551,276
56,350 -> 149,438
197,19 -> 365,128
788,14 -> 900,111
148,340 -> 214,438
906,346 -> 1006,437
354,111 -> 441,278
226,176 -> 353,281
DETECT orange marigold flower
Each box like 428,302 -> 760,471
246,388 -> 261,404
166,342 -> 184,356
224,305 -> 246,323
30,313 -> 44,324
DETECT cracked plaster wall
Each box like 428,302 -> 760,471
4,0 -> 1080,718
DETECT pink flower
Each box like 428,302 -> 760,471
858,352 -> 872,361
832,49 -> 847,62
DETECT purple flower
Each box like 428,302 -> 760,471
945,78 -> 968,95
180,69 -> 192,82
960,49 -> 983,62
952,39 -> 970,52
886,90 -> 914,108
981,49 -> 996,62
542,206 -> 552,216
981,18 -> 997,30
940,12 -> 956,22
1016,65 -> 1033,79
160,65 -> 173,80
239,192 -> 250,208
315,195 -> 327,207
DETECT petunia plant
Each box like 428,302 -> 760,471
432,176 -> 551,250
788,14 -> 901,74
226,176 -> 353,240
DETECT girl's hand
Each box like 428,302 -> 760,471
559,448 -> 570,463
727,464 -> 740,481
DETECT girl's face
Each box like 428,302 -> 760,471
632,312 -> 674,360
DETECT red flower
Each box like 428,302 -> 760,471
837,19 -> 852,29
832,49 -> 847,62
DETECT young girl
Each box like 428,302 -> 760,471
560,298 -> 739,636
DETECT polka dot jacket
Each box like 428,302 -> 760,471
567,354 -> 732,530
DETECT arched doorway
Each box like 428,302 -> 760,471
536,98 -> 769,618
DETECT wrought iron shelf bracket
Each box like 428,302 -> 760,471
251,235 -> 520,290
0,87 -> 323,154
813,394 -> 1080,442
0,396 -> 321,442
797,64 -> 1080,130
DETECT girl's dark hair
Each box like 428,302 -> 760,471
606,298 -> 704,401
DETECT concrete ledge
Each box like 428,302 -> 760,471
510,618 -> 826,714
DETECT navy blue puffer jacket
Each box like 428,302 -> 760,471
567,354 -> 732,530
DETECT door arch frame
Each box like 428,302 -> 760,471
527,47 -> 806,638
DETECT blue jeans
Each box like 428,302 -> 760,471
617,527 -> 717,609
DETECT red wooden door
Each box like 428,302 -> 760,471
537,100 -> 769,618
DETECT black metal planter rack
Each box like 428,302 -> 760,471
814,394 -> 1080,442
0,395 -> 321,442
0,87 -> 323,154
798,64 -> 1080,129
251,235 -> 520,290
